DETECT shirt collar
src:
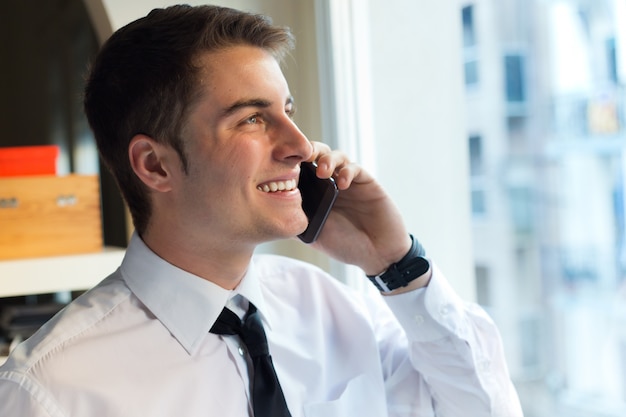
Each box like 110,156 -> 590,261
120,233 -> 271,354
231,264 -> 273,330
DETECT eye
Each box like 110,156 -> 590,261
244,114 -> 259,124
286,105 -> 297,119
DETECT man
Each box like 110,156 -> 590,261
0,5 -> 523,416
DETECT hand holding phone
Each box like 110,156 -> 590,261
297,162 -> 339,243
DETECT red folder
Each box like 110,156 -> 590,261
0,145 -> 59,177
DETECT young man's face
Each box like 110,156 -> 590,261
173,45 -> 312,245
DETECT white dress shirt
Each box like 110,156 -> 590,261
0,233 -> 523,416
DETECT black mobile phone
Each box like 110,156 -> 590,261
297,161 -> 339,243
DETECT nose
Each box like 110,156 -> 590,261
272,117 -> 313,163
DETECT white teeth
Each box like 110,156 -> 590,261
257,179 -> 297,193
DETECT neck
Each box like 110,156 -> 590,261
140,228 -> 255,290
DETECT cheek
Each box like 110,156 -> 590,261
220,145 -> 261,178
185,129 -> 264,181
188,147 -> 258,195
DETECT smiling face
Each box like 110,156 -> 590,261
167,45 -> 312,247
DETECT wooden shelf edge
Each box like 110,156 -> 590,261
0,248 -> 126,298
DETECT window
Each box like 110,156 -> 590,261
462,6 -> 476,47
607,37 -> 618,84
475,265 -> 491,306
464,60 -> 479,86
471,189 -> 486,215
504,52 -> 527,117
469,135 -> 486,215
462,5 -> 479,86
504,53 -> 526,103
461,1 -> 626,415
321,1 -> 626,414
518,314 -> 541,370
508,186 -> 533,233
469,134 -> 483,175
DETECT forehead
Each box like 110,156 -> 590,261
194,46 -> 290,102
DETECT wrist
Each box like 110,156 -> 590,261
363,234 -> 412,277
366,234 -> 430,293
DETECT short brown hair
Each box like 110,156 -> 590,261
84,5 -> 294,234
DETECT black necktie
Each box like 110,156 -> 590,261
210,303 -> 292,417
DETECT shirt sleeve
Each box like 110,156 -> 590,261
380,263 -> 524,417
0,372 -> 59,417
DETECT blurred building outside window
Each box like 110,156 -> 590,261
459,0 -> 626,415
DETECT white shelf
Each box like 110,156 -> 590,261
0,248 -> 125,298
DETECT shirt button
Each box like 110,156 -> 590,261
414,314 -> 424,325
238,346 -> 246,356
440,304 -> 451,316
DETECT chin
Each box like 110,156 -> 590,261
255,212 -> 308,241
276,221 -> 309,241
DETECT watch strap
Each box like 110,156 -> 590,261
367,234 -> 430,293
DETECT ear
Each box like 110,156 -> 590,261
128,134 -> 175,192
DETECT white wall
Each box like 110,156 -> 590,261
367,0 -> 475,299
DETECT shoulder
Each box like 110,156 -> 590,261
251,254 -> 386,316
250,255 -> 405,350
252,254 -> 346,291
0,270 -> 131,375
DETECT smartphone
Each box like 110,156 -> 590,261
297,161 -> 339,243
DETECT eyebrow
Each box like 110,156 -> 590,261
221,96 -> 295,117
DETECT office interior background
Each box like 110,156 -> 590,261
1,0 -> 626,416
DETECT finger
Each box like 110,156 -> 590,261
334,162 -> 362,190
308,141 -> 332,163
315,149 -> 351,176
321,158 -> 361,190
307,142 -> 368,189
308,141 -> 350,179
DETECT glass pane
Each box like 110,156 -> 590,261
464,59 -> 479,86
469,135 -> 483,176
504,54 -> 525,102
462,5 -> 476,47
462,0 -> 626,415
471,188 -> 486,215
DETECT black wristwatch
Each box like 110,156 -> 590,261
367,234 -> 430,293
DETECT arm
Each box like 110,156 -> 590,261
383,265 -> 523,416
0,375 -> 57,417
307,142 -> 523,416
305,142 -> 413,277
